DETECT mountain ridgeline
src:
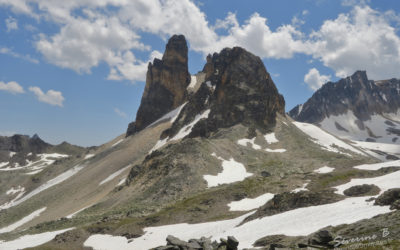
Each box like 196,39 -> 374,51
289,71 -> 400,123
126,35 -> 285,139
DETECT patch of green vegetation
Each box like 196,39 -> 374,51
314,169 -> 361,189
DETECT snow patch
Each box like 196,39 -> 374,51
228,193 -> 274,211
265,148 -> 286,153
0,153 -> 68,172
1,187 -> 25,210
6,186 -> 24,195
291,182 -> 309,193
0,164 -> 85,210
0,207 -> 46,233
0,162 -> 8,168
111,139 -> 124,148
0,228 -> 74,249
237,138 -> 261,150
150,109 -> 210,153
334,170 -> 400,195
293,122 -> 365,156
314,166 -> 335,174
116,178 -> 126,187
66,205 -> 92,219
25,169 -> 43,175
264,133 -> 279,144
203,154 -> 253,188
187,75 -> 197,90
99,165 -> 132,186
84,154 -> 95,160
353,160 -> 400,171
320,111 -> 400,144
147,102 -> 187,128
9,151 -> 16,157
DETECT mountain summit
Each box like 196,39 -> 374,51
126,35 -> 190,136
289,71 -> 400,123
289,71 -> 400,146
161,46 -> 285,141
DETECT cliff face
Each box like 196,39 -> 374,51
161,46 -> 285,140
126,35 -> 190,136
289,71 -> 400,123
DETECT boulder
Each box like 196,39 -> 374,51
374,188 -> 400,210
343,184 -> 380,197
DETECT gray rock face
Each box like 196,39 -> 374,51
289,71 -> 400,123
343,184 -> 380,197
154,235 -> 238,250
162,46 -> 285,140
0,134 -> 50,153
126,35 -> 190,136
374,188 -> 400,210
242,190 -> 342,224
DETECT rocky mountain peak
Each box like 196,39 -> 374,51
161,46 -> 285,140
289,70 -> 400,123
126,35 -> 190,136
0,134 -> 50,154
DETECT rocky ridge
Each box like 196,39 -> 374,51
289,71 -> 400,123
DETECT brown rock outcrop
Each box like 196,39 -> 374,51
126,35 -> 190,136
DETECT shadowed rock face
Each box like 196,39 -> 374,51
0,134 -> 50,153
162,46 -> 285,139
289,71 -> 400,123
126,34 -> 190,136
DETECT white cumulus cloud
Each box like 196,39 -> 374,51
0,81 -> 25,94
1,1 -> 400,82
304,68 -> 331,91
307,5 -> 400,79
29,86 -> 64,107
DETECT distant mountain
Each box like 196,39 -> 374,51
0,133 -> 86,180
289,71 -> 400,145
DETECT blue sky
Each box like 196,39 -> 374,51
0,0 -> 400,146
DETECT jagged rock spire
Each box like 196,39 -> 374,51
126,35 -> 190,136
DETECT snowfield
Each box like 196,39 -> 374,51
353,160 -> 400,171
0,228 -> 74,250
228,193 -> 274,211
320,111 -> 400,144
314,166 -> 335,174
84,195 -> 392,249
0,207 -> 46,234
203,153 -> 253,188
293,122 -> 365,156
334,170 -> 400,195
